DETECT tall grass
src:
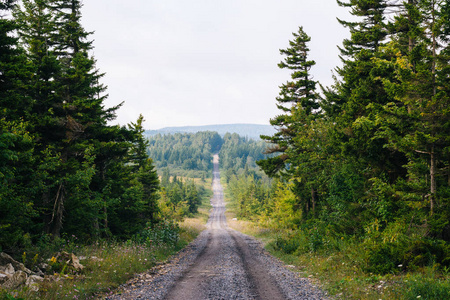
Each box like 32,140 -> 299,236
2,208 -> 210,300
221,179 -> 450,300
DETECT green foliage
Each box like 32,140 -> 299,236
147,131 -> 221,178
403,273 -> 450,300
219,132 -> 268,180
159,171 -> 204,219
273,234 -> 302,254
227,172 -> 272,220
0,0 -> 162,255
133,220 -> 180,248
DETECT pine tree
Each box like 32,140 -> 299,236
324,0 -> 409,184
128,114 -> 160,224
258,26 -> 318,178
376,0 -> 450,217
0,0 -> 38,252
14,0 -> 123,238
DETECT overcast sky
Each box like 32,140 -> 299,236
81,1 -> 351,130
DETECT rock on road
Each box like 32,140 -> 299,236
108,154 -> 327,300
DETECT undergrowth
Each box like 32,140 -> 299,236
224,189 -> 450,299
0,177 -> 212,300
258,228 -> 450,299
1,220 -> 205,300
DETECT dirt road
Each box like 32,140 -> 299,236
108,154 -> 326,300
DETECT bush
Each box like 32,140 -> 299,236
271,227 -> 326,255
273,235 -> 301,254
364,238 -> 450,274
403,239 -> 450,271
404,274 -> 450,300
365,242 -> 403,274
134,220 -> 180,248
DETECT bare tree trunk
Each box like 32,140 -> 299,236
50,182 -> 65,238
311,187 -> 316,214
430,145 -> 436,215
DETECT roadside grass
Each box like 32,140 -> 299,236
221,179 -> 450,300
178,176 -> 212,240
263,244 -> 450,299
2,177 -> 212,300
3,240 -> 185,300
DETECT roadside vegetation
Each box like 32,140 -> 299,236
221,1 -> 450,299
224,176 -> 450,300
0,176 -> 211,300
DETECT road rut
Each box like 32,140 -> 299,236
108,154 -> 327,300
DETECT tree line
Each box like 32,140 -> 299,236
232,0 -> 450,274
146,131 -> 271,219
0,0 -> 160,252
147,131 -> 223,179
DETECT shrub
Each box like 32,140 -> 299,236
365,241 -> 403,274
364,238 -> 450,274
273,235 -> 301,254
134,220 -> 180,248
404,274 -> 450,300
403,239 -> 450,271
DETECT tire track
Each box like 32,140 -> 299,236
165,154 -> 284,300
108,154 -> 327,300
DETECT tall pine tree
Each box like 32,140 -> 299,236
258,26 -> 319,178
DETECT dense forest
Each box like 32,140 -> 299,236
227,0 -> 450,277
146,124 -> 276,140
0,0 -> 163,252
146,131 -> 269,179
147,131 -> 222,178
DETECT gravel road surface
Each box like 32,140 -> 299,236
107,155 -> 327,300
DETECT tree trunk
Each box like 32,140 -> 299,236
430,145 -> 436,215
311,186 -> 316,214
50,182 -> 65,238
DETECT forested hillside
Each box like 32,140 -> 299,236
147,131 -> 222,178
146,131 -> 268,179
146,124 -> 276,140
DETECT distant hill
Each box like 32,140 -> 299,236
145,124 -> 276,140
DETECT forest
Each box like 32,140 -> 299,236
147,131 -> 222,178
0,0 -> 167,254
224,0 -> 450,297
1,0 -> 450,298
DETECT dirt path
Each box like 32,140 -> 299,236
108,154 -> 326,300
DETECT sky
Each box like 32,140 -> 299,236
81,1 -> 351,130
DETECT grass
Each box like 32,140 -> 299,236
1,177 -> 212,300
221,177 -> 450,300
1,241 -> 180,300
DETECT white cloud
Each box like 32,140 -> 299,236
82,0 -> 351,129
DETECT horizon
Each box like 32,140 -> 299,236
147,122 -> 273,131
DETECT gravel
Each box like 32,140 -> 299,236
107,156 -> 328,300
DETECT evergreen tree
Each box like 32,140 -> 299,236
128,114 -> 160,224
14,0 -> 124,238
324,0 -> 408,185
376,0 -> 450,218
0,0 -> 38,252
258,26 -> 318,178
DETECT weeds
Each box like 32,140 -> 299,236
223,194 -> 450,299
4,221 -> 199,300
